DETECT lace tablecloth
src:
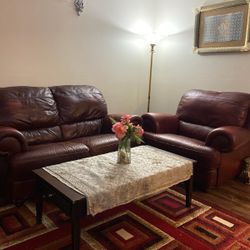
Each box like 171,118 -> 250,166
44,146 -> 193,215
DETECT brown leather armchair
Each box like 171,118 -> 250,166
142,89 -> 250,190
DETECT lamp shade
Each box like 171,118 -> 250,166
145,33 -> 162,45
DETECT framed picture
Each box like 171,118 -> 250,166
194,0 -> 250,53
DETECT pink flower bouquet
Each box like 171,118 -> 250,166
111,115 -> 144,144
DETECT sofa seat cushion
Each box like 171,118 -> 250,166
10,141 -> 90,181
72,134 -> 118,156
144,132 -> 220,169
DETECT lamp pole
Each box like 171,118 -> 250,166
147,43 -> 155,112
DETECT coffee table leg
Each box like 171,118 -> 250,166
184,176 -> 193,207
71,202 -> 82,250
36,179 -> 43,224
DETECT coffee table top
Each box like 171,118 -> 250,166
44,145 -> 193,215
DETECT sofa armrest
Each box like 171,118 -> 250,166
0,126 -> 28,155
206,126 -> 250,153
101,114 -> 142,133
142,113 -> 179,133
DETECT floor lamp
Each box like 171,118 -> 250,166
147,43 -> 156,112
146,33 -> 161,112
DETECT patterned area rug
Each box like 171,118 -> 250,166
0,189 -> 249,250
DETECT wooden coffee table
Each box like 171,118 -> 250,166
33,146 -> 194,250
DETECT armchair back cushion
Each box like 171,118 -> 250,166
176,89 -> 250,141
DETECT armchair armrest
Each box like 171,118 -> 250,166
206,126 -> 250,153
142,113 -> 179,133
101,114 -> 142,133
0,126 -> 28,155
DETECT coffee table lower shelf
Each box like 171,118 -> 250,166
33,168 -> 192,250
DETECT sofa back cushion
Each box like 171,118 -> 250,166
0,86 -> 62,145
21,126 -> 62,145
177,89 -> 250,128
51,85 -> 107,140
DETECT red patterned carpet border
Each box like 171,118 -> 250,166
0,189 -> 249,250
0,202 -> 56,250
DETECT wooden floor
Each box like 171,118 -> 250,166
193,180 -> 250,221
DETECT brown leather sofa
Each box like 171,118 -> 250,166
0,85 -> 141,204
142,89 -> 250,191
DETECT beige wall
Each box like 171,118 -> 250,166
151,0 -> 250,113
0,0 -> 249,115
0,0 -> 152,114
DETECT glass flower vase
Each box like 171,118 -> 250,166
117,138 -> 131,164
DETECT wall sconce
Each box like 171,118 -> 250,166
74,0 -> 85,16
145,33 -> 162,112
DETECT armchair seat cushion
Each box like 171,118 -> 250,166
144,132 -> 220,170
10,141 -> 90,181
144,132 -> 204,148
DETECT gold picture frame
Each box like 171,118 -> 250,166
194,0 -> 250,53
